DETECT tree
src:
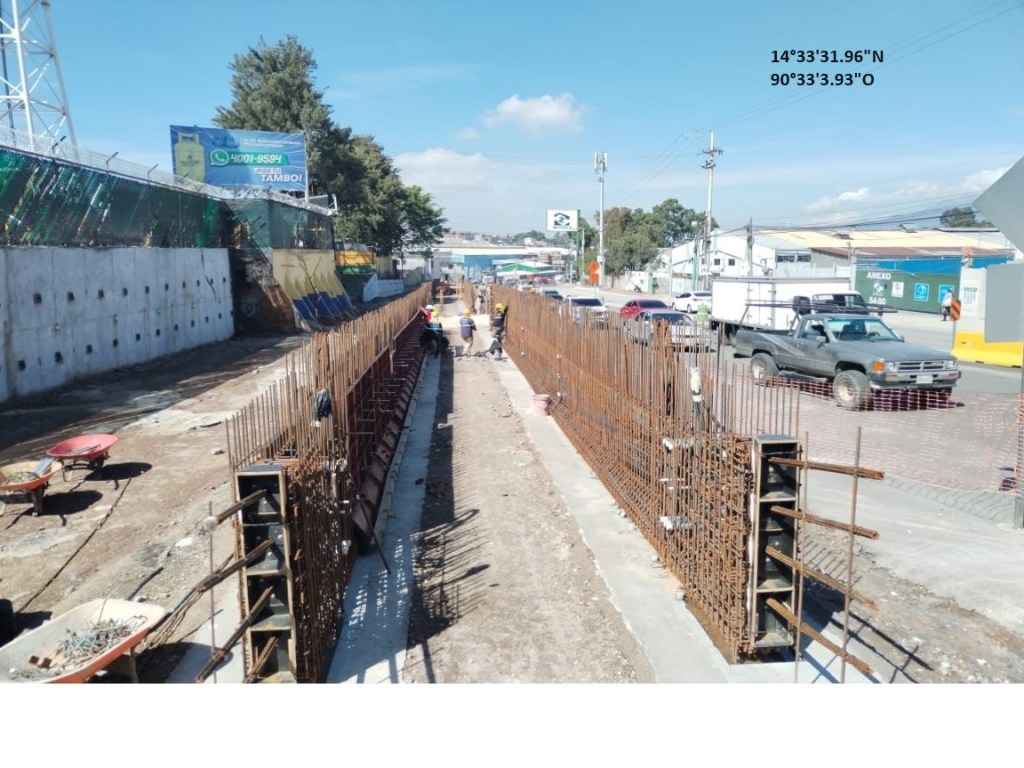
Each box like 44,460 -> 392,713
648,199 -> 709,246
214,35 -> 446,257
939,207 -> 992,228
213,35 -> 365,203
401,186 -> 447,257
514,230 -> 548,243
597,207 -> 660,274
583,199 -> 715,276
333,134 -> 405,251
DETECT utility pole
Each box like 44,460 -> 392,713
576,211 -> 583,284
746,217 -> 753,275
594,152 -> 607,291
700,134 -> 723,290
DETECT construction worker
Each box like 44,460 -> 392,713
459,309 -> 477,355
492,303 -> 506,334
489,303 -> 506,358
420,303 -> 441,325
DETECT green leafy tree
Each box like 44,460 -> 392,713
401,186 -> 448,257
213,35 -> 364,203
598,207 -> 660,274
648,199 -> 712,246
333,134 -> 405,251
939,207 -> 992,228
585,199 -> 715,276
214,35 -> 447,257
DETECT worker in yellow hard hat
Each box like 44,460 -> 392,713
459,308 -> 477,355
489,302 -> 507,359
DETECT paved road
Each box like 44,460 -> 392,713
555,282 -> 1020,395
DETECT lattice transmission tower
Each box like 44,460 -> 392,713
0,0 -> 76,151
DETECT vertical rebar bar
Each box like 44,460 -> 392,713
840,426 -> 863,684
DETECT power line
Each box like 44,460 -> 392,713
753,200 -> 983,231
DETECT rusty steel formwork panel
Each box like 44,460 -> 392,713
495,287 -> 874,667
224,286 -> 430,682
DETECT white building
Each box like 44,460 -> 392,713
654,228 -> 1019,293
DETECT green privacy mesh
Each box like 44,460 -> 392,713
0,147 -> 333,251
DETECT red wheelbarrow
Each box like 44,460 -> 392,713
0,458 -> 62,516
47,434 -> 118,481
0,598 -> 168,683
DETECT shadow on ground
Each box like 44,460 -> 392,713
0,334 -> 305,461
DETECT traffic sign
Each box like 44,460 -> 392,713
950,298 -> 962,321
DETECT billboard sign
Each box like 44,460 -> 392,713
170,126 -> 307,191
547,209 -> 579,232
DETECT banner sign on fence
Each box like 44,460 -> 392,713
170,126 -> 307,191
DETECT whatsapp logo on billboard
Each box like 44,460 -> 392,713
170,126 -> 307,191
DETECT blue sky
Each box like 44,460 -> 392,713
46,0 -> 1024,235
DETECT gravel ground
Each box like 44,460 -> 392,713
402,336 -> 654,683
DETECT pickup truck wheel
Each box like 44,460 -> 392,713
750,353 -> 778,386
833,370 -> 872,410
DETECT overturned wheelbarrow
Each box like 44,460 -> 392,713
0,458 -> 62,516
46,434 -> 118,481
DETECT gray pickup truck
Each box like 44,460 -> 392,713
733,313 -> 961,409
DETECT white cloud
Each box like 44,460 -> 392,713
457,126 -> 479,140
956,167 -> 1008,193
798,168 -> 1010,226
392,148 -> 595,233
394,148 -> 493,192
807,187 -> 871,212
482,93 -> 584,136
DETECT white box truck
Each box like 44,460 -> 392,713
710,276 -> 857,342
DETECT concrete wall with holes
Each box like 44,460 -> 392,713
0,247 -> 234,404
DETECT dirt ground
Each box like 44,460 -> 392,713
2,312 -> 1023,683
799,527 -> 1024,683
0,334 -> 307,680
401,340 -> 654,683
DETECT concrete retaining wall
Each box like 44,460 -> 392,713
0,247 -> 234,404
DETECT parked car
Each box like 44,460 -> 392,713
626,309 -> 703,348
672,290 -> 712,313
541,289 -> 564,300
619,298 -> 670,321
562,296 -> 608,325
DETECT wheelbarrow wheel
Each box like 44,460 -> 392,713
31,487 -> 44,516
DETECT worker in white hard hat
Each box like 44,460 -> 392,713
420,303 -> 440,325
